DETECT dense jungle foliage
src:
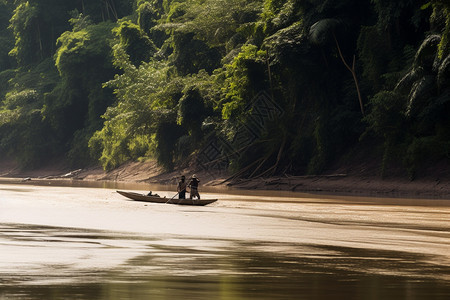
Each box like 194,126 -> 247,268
0,0 -> 449,179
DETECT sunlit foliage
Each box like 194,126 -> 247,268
0,0 -> 449,178
90,44 -> 176,170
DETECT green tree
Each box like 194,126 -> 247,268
90,43 -> 183,170
137,0 -> 167,46
8,1 -> 41,66
0,58 -> 61,167
362,3 -> 450,178
170,31 -> 221,75
113,20 -> 157,66
178,86 -> 207,141
44,17 -> 116,164
0,0 -> 14,71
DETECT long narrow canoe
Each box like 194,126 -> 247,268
116,190 -> 218,206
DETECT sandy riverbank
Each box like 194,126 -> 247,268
1,159 -> 449,199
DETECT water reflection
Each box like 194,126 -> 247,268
1,180 -> 450,299
1,176 -> 449,205
1,224 -> 449,300
0,177 -> 175,192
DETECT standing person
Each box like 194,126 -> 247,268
188,174 -> 200,200
177,175 -> 187,199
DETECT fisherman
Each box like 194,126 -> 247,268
188,174 -> 200,200
177,175 -> 187,199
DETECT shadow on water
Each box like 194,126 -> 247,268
1,224 -> 449,300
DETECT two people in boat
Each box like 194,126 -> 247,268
177,174 -> 200,199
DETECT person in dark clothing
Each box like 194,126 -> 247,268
188,174 -> 200,200
177,175 -> 187,199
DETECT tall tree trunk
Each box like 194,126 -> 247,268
333,34 -> 364,116
37,22 -> 43,61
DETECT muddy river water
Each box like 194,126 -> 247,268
0,180 -> 449,299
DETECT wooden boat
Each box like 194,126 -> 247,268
116,190 -> 218,206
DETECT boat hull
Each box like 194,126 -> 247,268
117,191 -> 217,206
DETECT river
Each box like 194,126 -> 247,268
0,179 -> 449,299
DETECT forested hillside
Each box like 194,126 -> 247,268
0,0 -> 449,179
